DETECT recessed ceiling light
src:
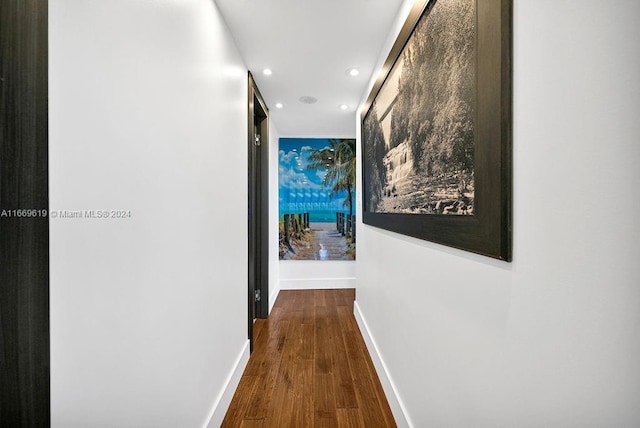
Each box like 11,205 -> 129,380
346,68 -> 360,77
339,104 -> 349,110
275,103 -> 284,109
262,68 -> 273,76
299,96 -> 318,104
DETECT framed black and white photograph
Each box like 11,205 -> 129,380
361,0 -> 512,261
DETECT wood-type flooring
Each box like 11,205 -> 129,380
222,289 -> 396,427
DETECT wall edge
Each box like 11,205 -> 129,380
204,341 -> 250,428
279,278 -> 356,290
269,282 -> 281,313
354,301 -> 412,428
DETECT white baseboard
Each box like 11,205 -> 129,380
204,341 -> 250,428
269,283 -> 280,314
279,277 -> 356,289
353,301 -> 412,428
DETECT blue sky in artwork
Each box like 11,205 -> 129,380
279,138 -> 353,220
279,138 -> 329,190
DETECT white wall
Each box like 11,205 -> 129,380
269,122 -> 281,309
49,1 -> 249,426
279,261 -> 356,289
356,0 -> 640,427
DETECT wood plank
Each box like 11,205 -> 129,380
300,323 -> 314,360
239,418 -> 266,427
334,288 -> 355,308
314,373 -> 337,427
343,329 -> 396,427
326,293 -> 357,409
337,306 -> 357,333
243,320 -> 289,419
221,375 -> 258,427
223,288 -> 396,427
336,408 -> 365,427
292,289 -> 315,325
253,318 -> 267,343
243,322 -> 276,377
291,358 -> 314,427
356,329 -> 397,427
314,305 -> 333,375
265,311 -> 301,426
314,289 -> 327,306
301,295 -> 315,324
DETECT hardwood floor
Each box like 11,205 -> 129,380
222,289 -> 396,427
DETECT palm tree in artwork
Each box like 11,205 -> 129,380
307,139 -> 356,220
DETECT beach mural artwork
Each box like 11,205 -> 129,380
279,138 -> 356,261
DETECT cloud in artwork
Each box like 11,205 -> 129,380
298,146 -> 315,170
278,163 -> 323,191
279,147 -> 328,190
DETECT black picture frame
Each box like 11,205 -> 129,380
361,0 -> 512,261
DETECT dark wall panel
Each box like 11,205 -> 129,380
0,0 -> 50,426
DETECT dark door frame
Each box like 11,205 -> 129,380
247,72 -> 269,351
0,0 -> 50,425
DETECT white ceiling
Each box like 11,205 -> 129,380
215,0 -> 406,137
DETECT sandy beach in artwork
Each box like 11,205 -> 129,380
282,222 -> 353,261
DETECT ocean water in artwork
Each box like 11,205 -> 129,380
279,138 -> 356,260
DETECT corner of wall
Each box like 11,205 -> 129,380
353,301 -> 412,428
269,280 -> 280,313
279,276 -> 356,290
269,122 -> 281,312
204,341 -> 251,428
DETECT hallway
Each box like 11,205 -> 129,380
222,289 -> 395,427
10,0 -> 633,426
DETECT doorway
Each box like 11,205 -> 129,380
247,73 -> 269,351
